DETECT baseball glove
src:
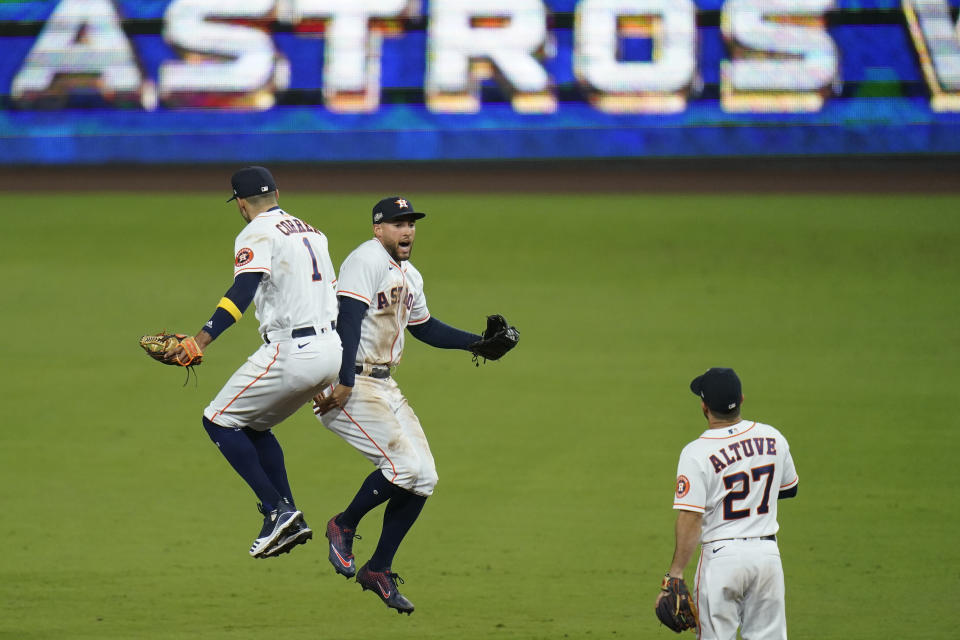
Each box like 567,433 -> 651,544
139,332 -> 203,367
469,314 -> 519,364
655,575 -> 698,633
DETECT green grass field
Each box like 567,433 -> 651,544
1,191 -> 958,639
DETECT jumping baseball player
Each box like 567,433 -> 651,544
655,367 -> 798,639
312,196 -> 518,615
160,166 -> 342,559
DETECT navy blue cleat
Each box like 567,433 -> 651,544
326,513 -> 360,578
250,498 -> 302,558
356,564 -> 415,615
262,515 -> 312,558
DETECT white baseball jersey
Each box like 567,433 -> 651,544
204,208 -> 342,431
316,237 -> 438,497
233,208 -> 338,335
335,238 -> 430,366
674,419 -> 798,640
673,420 -> 798,542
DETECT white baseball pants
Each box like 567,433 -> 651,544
695,537 -> 787,640
318,374 -> 438,497
204,332 -> 341,431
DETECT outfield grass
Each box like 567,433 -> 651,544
1,191 -> 957,639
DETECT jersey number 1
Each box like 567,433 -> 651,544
302,238 -> 322,282
723,464 -> 775,520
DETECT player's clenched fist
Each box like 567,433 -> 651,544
313,384 -> 353,415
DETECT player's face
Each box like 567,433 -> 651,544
375,218 -> 417,262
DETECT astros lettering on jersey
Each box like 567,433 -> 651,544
336,238 -> 430,367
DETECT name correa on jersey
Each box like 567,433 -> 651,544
275,218 -> 323,237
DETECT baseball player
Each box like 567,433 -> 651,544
312,196 -> 518,615
168,166 -> 341,559
656,367 -> 799,639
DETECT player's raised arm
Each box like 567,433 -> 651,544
406,316 -> 480,349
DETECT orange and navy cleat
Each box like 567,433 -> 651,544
326,513 -> 360,578
356,564 -> 414,615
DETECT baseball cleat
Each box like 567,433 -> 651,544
262,516 -> 313,558
250,499 -> 302,558
326,513 -> 361,578
356,564 -> 415,615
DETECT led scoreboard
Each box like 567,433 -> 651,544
0,0 -> 958,163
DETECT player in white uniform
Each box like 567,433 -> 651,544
657,368 -> 799,640
312,196 -> 516,614
172,167 -> 341,559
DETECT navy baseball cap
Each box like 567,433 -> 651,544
690,367 -> 742,413
227,166 -> 277,202
372,196 -> 426,224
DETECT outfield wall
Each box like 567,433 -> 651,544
2,157 -> 959,193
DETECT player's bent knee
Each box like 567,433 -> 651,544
388,459 -> 436,495
415,462 -> 438,496
389,465 -> 419,493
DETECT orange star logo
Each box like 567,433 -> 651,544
395,198 -> 409,209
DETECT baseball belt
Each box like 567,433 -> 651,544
355,364 -> 391,379
710,534 -> 777,543
263,321 -> 335,344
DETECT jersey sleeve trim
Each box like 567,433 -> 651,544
673,502 -> 705,513
235,266 -> 270,276
407,313 -> 431,326
338,289 -> 371,305
780,475 -> 799,490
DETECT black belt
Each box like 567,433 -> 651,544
263,322 -> 335,344
714,534 -> 777,543
356,365 -> 391,379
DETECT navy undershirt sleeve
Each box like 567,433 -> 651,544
407,317 -> 481,350
336,296 -> 368,387
778,485 -> 798,500
202,272 -> 263,341
225,271 -> 262,312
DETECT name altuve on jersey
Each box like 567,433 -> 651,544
708,437 -> 778,474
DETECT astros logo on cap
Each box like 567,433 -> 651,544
395,198 -> 409,209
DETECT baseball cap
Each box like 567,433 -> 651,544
227,166 -> 277,202
689,367 -> 742,413
372,196 -> 426,224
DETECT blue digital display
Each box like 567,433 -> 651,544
1,0 -> 959,164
